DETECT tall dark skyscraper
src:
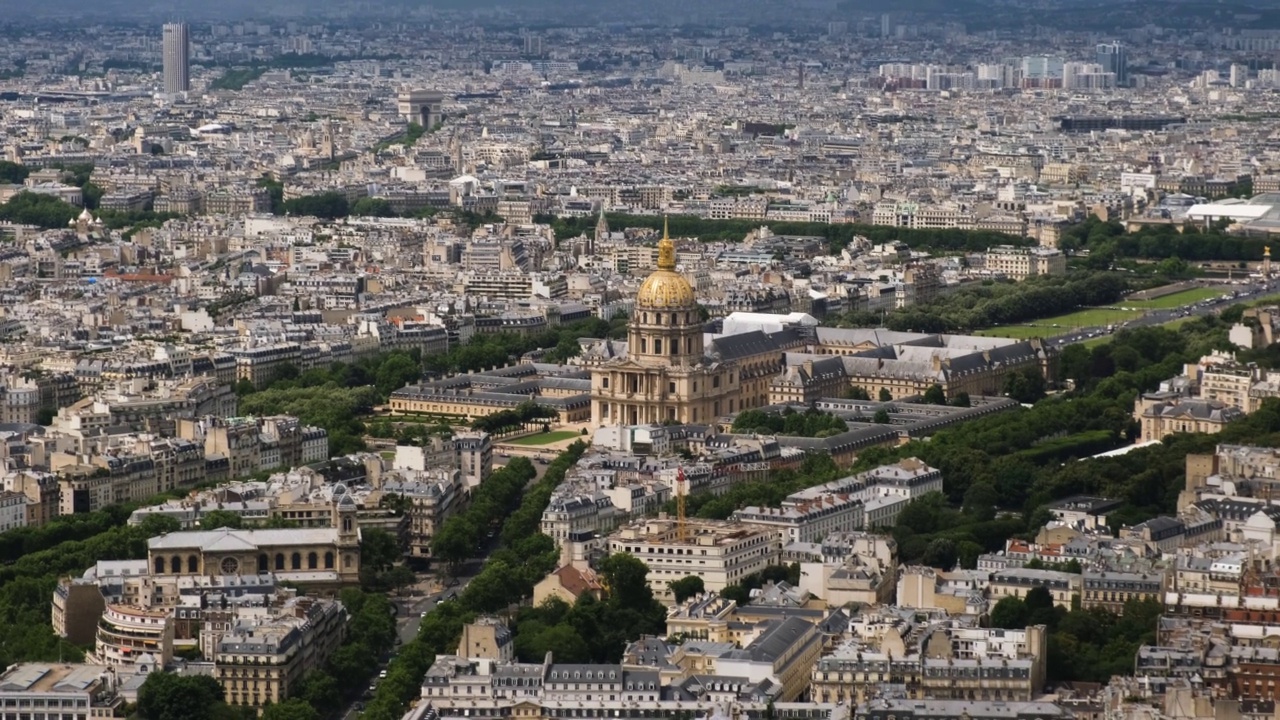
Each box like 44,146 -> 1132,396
1096,41 -> 1127,87
163,22 -> 190,94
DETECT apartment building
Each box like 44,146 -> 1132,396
871,202 -> 974,230
230,343 -> 302,388
608,518 -> 783,599
0,376 -> 39,424
0,664 -> 124,720
0,490 -> 27,533
988,568 -> 1082,608
1082,570 -> 1164,614
812,640 -> 1042,704
381,470 -> 463,558
853,700 -> 1070,720
91,603 -> 173,670
732,494 -> 864,544
983,245 -> 1067,279
204,187 -> 272,215
1134,391 -> 1244,442
212,597 -> 346,709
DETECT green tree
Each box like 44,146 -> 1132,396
668,575 -> 705,603
200,510 -> 243,530
922,384 -> 947,405
872,409 -> 891,424
1024,585 -> 1058,627
521,623 -> 591,663
136,672 -> 227,720
262,699 -> 319,720
950,391 -> 971,407
922,538 -> 957,569
283,192 -> 349,220
0,160 -> 29,184
431,516 -> 478,574
294,670 -> 340,711
600,553 -> 655,611
1220,304 -> 1247,324
81,182 -> 104,210
962,482 -> 999,520
878,388 -> 893,402
846,385 -> 871,400
460,561 -> 521,613
351,197 -> 397,217
256,175 -> 285,215
361,528 -> 403,572
1004,368 -> 1047,404
0,192 -> 79,229
989,596 -> 1028,629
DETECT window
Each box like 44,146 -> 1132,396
654,339 -> 662,354
291,552 -> 302,570
713,376 -> 720,388
308,552 -> 319,569
325,552 -> 335,569
154,557 -> 166,574
188,555 -> 198,573
640,338 -> 647,353
275,553 -> 285,570
602,377 -> 609,389
668,382 -> 676,394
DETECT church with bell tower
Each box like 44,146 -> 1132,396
589,219 -> 778,427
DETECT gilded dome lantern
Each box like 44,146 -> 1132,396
636,217 -> 697,309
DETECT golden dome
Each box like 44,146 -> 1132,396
637,269 -> 697,308
636,216 -> 697,309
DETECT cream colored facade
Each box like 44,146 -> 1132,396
92,603 -> 173,670
988,568 -> 1081,608
146,507 -> 361,593
213,598 -> 346,708
1134,392 -> 1244,442
984,245 -> 1067,279
812,624 -> 1045,705
591,222 -> 773,427
608,518 -> 783,599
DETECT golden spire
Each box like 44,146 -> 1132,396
657,215 -> 676,271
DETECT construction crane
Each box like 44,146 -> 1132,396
676,466 -> 689,542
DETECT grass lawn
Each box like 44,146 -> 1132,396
1125,287 -> 1224,310
1080,314 -> 1202,349
507,430 -> 581,446
1034,307 -> 1144,328
975,325 -> 1056,339
978,307 -> 1144,339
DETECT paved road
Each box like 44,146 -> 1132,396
339,567 -> 483,720
1045,280 -> 1277,348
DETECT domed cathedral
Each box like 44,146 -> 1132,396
589,219 -> 781,427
